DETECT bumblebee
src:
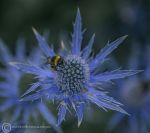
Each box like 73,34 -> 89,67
47,55 -> 64,70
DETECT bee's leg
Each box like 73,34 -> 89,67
46,56 -> 51,64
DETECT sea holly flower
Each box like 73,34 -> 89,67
0,39 -> 62,133
108,45 -> 150,133
11,9 -> 141,126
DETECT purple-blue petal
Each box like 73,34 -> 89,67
71,9 -> 83,55
108,113 -> 125,130
82,34 -> 95,60
20,92 -> 45,101
21,82 -> 41,97
86,89 -> 128,114
16,38 -> 26,61
75,103 -> 84,127
11,107 -> 22,122
91,69 -> 142,82
90,35 -> 128,71
0,40 -> 12,63
23,109 -> 30,123
38,103 -> 63,133
32,28 -> 55,57
10,62 -> 52,77
57,103 -> 67,126
0,100 -> 14,112
128,43 -> 141,70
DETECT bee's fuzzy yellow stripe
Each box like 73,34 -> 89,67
54,56 -> 61,66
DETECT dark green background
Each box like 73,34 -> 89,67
1,0 -> 149,50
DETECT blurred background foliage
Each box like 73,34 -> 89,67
0,0 -> 150,132
1,0 -> 150,53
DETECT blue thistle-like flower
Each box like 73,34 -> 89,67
0,39 -> 62,133
11,9 -> 141,126
108,44 -> 150,133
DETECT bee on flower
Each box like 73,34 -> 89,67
11,9 -> 141,126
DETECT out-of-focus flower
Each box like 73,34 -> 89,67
108,44 -> 150,133
117,1 -> 150,40
11,9 -> 141,126
0,39 -> 62,133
